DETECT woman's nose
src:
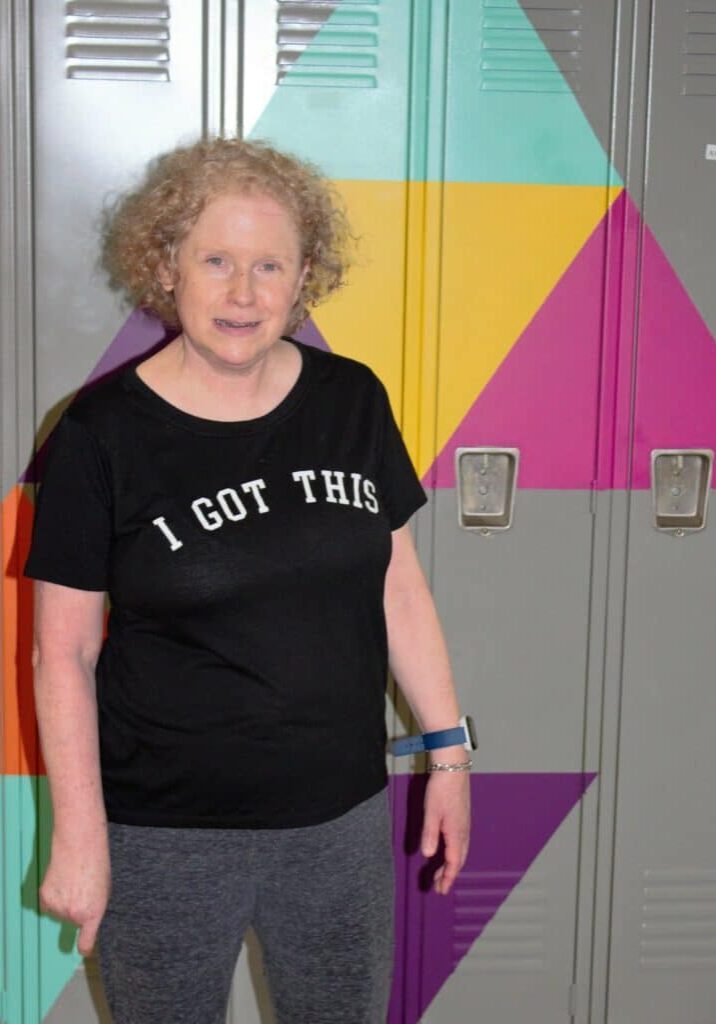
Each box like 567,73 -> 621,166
228,269 -> 255,304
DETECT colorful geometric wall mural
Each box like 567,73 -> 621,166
5,1 -> 716,1021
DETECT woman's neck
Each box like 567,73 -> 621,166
136,337 -> 302,422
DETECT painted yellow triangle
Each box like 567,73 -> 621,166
312,180 -> 411,419
314,181 -> 621,477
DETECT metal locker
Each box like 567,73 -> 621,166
599,1 -> 716,1021
411,2 -> 620,1018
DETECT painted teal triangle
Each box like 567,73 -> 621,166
444,0 -> 622,185
250,0 -> 619,186
248,2 -> 412,180
3,776 -> 81,1024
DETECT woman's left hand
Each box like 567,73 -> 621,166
420,771 -> 471,895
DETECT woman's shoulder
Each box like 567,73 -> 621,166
61,365 -> 138,438
298,340 -> 382,394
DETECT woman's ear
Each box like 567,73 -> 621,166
294,261 -> 310,301
156,261 -> 174,293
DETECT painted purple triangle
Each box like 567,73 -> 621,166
388,771 -> 596,1023
425,193 -> 626,490
21,309 -> 171,484
85,307 -> 173,385
293,317 -> 331,351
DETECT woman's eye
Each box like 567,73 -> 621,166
259,261 -> 280,272
206,256 -> 223,267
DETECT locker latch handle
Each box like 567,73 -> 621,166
651,449 -> 713,535
455,448 -> 519,534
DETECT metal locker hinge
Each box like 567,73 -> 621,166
455,448 -> 519,534
651,449 -> 713,535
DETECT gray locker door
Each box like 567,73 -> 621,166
26,4 -> 215,1022
33,1 -> 207,417
605,1 -> 716,1021
410,2 -> 620,1021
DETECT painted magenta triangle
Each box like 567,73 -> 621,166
425,188 -> 716,492
388,772 -> 596,1024
426,192 -> 624,490
629,204 -> 716,489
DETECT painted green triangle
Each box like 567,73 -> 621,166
248,2 -> 412,181
445,0 -> 621,184
3,776 -> 81,1024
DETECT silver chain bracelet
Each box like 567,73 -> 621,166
427,759 -> 473,773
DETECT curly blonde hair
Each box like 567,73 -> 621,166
102,137 -> 352,333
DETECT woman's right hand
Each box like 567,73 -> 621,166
40,830 -> 111,956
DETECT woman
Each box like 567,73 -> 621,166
25,138 -> 471,1024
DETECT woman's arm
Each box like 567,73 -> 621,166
384,524 -> 471,895
33,580 -> 110,955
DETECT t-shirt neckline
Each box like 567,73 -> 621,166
124,338 -> 314,437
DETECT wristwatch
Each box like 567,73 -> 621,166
390,714 -> 478,757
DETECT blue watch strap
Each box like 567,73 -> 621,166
391,724 -> 467,757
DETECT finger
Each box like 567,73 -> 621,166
436,857 -> 458,895
77,917 -> 99,958
432,860 -> 455,896
421,811 -> 441,859
435,833 -> 465,895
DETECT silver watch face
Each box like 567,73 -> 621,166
464,715 -> 478,750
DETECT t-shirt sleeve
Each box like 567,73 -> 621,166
24,412 -> 112,591
375,379 -> 428,529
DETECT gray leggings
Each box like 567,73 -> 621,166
97,789 -> 394,1024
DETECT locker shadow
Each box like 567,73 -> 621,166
400,773 -> 446,892
389,688 -> 445,891
17,786 -> 114,1024
83,959 -> 114,1023
18,786 -> 77,950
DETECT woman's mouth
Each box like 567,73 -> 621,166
214,318 -> 261,330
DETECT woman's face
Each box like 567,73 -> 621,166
159,191 -> 307,373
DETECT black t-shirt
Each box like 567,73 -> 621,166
25,341 -> 427,828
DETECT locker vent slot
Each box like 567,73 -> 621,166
481,0 -> 582,94
640,869 -> 716,968
451,871 -> 547,971
64,1 -> 171,82
276,1 -> 379,89
683,6 -> 716,96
